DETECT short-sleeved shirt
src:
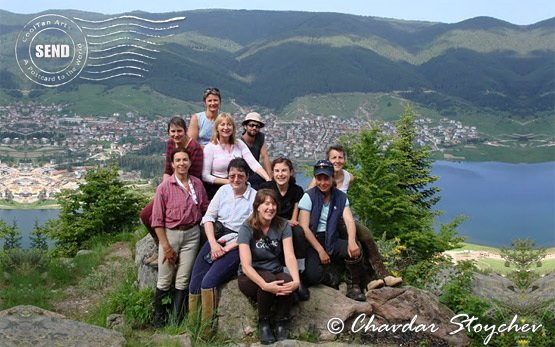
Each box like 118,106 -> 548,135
298,192 -> 350,233
237,221 -> 292,274
259,180 -> 304,220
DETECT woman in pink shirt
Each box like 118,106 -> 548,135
151,147 -> 209,328
202,112 -> 271,199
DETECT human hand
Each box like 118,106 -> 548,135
275,280 -> 299,296
318,248 -> 331,265
209,242 -> 226,260
348,241 -> 361,259
162,246 -> 177,264
288,219 -> 299,226
263,280 -> 285,294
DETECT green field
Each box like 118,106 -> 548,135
450,243 -> 555,276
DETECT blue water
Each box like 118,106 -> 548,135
432,161 -> 555,248
297,161 -> 555,248
1,161 -> 554,249
0,209 -> 59,249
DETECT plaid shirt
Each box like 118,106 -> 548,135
164,139 -> 203,179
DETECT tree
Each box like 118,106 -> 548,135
0,220 -> 21,250
30,219 -> 49,251
45,165 -> 148,256
344,106 -> 463,262
501,238 -> 546,289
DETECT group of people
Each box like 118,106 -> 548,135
140,87 -> 401,344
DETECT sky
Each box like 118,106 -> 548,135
1,0 -> 554,25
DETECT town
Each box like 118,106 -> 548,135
0,102 -> 481,203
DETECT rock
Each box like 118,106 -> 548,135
0,305 -> 125,347
107,313 -> 125,331
365,287 -> 470,346
135,234 -> 158,289
472,272 -> 555,312
217,282 -> 469,346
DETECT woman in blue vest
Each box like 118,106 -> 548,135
298,160 -> 366,301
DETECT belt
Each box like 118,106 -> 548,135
173,223 -> 198,231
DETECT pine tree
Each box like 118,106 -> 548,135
30,219 -> 49,251
344,106 -> 462,262
1,220 -> 22,250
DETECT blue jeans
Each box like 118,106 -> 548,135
189,241 -> 240,294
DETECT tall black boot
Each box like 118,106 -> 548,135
259,316 -> 276,345
345,256 -> 367,302
173,289 -> 188,324
320,270 -> 340,289
296,271 -> 310,301
154,288 -> 170,328
274,318 -> 289,341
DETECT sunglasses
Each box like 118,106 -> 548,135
247,123 -> 261,128
315,163 -> 333,169
203,87 -> 220,97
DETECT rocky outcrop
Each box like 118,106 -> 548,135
135,234 -> 158,289
0,305 -> 125,347
471,272 -> 555,312
135,234 -> 470,346
218,281 -> 470,346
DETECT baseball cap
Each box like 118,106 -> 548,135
313,160 -> 334,177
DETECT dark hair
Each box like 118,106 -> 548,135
227,157 -> 251,176
167,117 -> 187,133
271,157 -> 296,185
247,189 -> 285,240
326,144 -> 346,160
170,147 -> 192,162
203,87 -> 221,101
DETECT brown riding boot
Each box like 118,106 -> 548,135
345,256 -> 367,302
200,288 -> 218,335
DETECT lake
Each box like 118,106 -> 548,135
1,161 -> 554,249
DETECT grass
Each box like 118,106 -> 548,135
448,242 -> 555,276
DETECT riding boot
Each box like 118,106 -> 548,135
173,288 -> 188,324
201,288 -> 218,336
259,316 -> 276,345
274,318 -> 289,341
154,288 -> 170,328
320,270 -> 340,289
187,293 -> 201,322
296,271 -> 310,301
345,256 -> 367,302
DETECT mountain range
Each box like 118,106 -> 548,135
0,9 -> 553,116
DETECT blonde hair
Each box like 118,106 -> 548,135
210,112 -> 236,144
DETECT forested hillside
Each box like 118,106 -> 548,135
0,10 -> 553,116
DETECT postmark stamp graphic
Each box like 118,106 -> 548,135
15,14 -> 88,87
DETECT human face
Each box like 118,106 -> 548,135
168,124 -> 186,145
328,149 -> 346,173
228,167 -> 248,191
244,122 -> 262,137
171,152 -> 191,177
273,162 -> 292,187
257,196 -> 277,224
217,119 -> 233,139
204,94 -> 220,114
315,174 -> 333,194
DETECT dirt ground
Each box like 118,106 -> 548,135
52,242 -> 134,320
